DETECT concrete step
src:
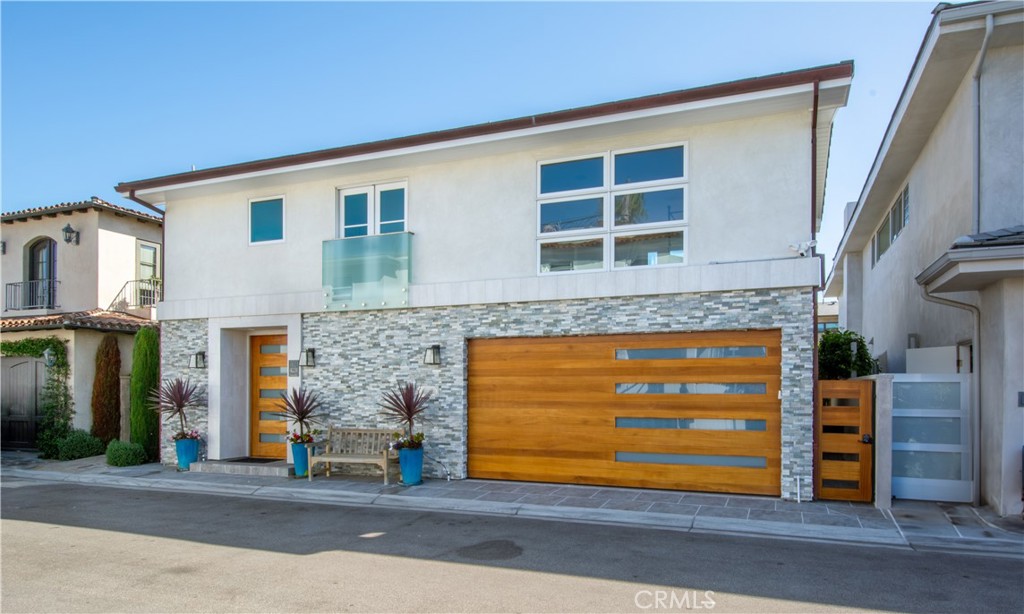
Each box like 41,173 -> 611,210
190,459 -> 292,477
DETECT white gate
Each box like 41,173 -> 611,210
891,374 -> 972,502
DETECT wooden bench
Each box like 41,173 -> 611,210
306,427 -> 398,484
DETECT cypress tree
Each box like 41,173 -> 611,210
90,334 -> 121,444
129,326 -> 161,460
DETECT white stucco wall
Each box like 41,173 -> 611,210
980,46 -> 1024,233
96,214 -> 162,310
980,278 -> 1024,516
159,109 -> 817,316
857,70 -> 976,371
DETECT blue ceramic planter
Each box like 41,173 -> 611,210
399,447 -> 423,486
292,442 -> 309,478
175,438 -> 199,471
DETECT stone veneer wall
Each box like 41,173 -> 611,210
159,319 -> 209,463
300,288 -> 816,500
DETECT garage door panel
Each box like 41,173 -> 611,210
469,455 -> 781,496
468,330 -> 781,496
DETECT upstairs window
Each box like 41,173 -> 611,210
250,197 -> 285,244
339,182 -> 407,238
872,185 -> 909,265
537,144 -> 687,274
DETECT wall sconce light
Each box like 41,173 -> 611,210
42,347 -> 56,367
1,240 -> 5,255
423,344 -> 441,366
301,348 -> 316,368
62,223 -> 80,245
188,351 -> 207,369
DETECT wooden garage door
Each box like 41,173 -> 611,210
468,330 -> 781,496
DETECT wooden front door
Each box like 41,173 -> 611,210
250,335 -> 288,458
468,330 -> 782,496
816,379 -> 874,502
1,357 -> 46,449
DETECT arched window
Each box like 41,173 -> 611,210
26,238 -> 56,308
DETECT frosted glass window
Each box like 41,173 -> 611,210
616,452 -> 766,468
893,417 -> 961,445
259,411 -> 287,421
893,451 -> 962,480
616,383 -> 766,395
259,389 -> 286,399
616,418 -> 766,431
259,366 -> 288,376
259,434 -> 287,443
260,345 -> 286,354
616,346 -> 766,360
893,382 -> 961,410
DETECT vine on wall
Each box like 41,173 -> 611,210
1,336 -> 73,457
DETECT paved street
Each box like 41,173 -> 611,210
2,477 -> 1021,613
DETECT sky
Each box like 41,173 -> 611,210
1,1 -> 936,269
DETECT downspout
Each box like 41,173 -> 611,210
919,286 -> 981,506
972,14 -> 994,234
809,80 -> 820,503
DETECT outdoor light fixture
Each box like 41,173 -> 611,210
42,347 -> 56,367
301,348 -> 316,368
188,351 -> 207,369
423,344 -> 441,366
1,241 -> 5,255
62,223 -> 80,245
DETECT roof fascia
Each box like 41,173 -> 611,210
915,243 -> 1024,286
120,66 -> 853,198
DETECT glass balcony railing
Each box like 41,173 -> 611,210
322,232 -> 411,311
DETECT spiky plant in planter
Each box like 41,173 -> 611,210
379,382 -> 432,449
150,377 -> 202,440
150,377 -> 203,470
274,388 -> 327,443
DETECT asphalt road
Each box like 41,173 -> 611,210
1,477 -> 1021,613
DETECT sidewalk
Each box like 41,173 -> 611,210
3,451 -> 1021,558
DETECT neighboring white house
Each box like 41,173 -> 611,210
117,62 -> 852,500
1,197 -> 164,446
826,1 -> 1022,515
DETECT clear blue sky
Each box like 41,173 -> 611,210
2,1 -> 935,267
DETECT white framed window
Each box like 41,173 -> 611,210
872,184 -> 909,265
249,196 -> 285,244
338,181 -> 407,238
137,241 -> 160,279
537,143 -> 687,274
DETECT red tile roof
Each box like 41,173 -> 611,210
1,309 -> 154,333
2,197 -> 162,224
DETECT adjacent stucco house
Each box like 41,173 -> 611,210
1,197 -> 164,447
117,62 -> 852,500
826,1 -> 1022,515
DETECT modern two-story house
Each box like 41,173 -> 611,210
1,197 -> 163,447
117,62 -> 852,500
826,1 -> 1022,515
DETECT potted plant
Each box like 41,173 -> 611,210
379,382 -> 432,486
274,388 -> 326,478
150,377 -> 203,471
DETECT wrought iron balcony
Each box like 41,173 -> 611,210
108,279 -> 163,311
4,279 -> 60,311
322,233 -> 411,311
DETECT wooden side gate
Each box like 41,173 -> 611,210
816,379 -> 874,502
1,356 -> 47,449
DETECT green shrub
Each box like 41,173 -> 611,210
105,440 -> 147,467
818,329 -> 878,379
91,334 -> 122,444
56,429 -> 105,461
130,326 -> 161,460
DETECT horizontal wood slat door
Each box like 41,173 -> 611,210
816,379 -> 874,502
250,335 -> 288,459
468,330 -> 782,495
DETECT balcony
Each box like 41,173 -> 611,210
4,279 -> 60,311
322,233 -> 411,311
108,279 -> 163,311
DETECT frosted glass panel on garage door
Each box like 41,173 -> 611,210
891,375 -> 971,503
